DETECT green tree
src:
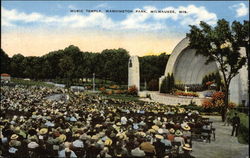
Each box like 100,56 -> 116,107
187,19 -> 248,121
10,54 -> 25,77
170,73 -> 175,92
140,53 -> 169,84
160,77 -> 168,93
59,55 -> 75,88
0,49 -> 10,74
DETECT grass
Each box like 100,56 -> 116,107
11,78 -> 55,88
228,110 -> 249,144
87,92 -> 139,102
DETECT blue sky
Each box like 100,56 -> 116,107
1,1 -> 249,57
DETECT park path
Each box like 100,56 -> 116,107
191,116 -> 249,158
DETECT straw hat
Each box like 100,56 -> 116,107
155,134 -> 164,140
28,142 -> 39,149
39,128 -> 48,135
136,132 -> 146,137
104,139 -> 112,146
9,140 -> 21,147
182,144 -> 192,151
152,125 -> 159,131
158,128 -> 164,134
116,122 -> 122,126
169,128 -> 175,134
73,133 -> 80,138
91,135 -> 99,140
175,130 -> 183,136
58,134 -> 67,142
11,134 -> 19,140
182,124 -> 191,131
148,129 -> 156,133
95,124 -> 103,128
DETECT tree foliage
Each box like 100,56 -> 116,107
187,19 -> 248,121
160,73 -> 175,93
140,53 -> 169,86
0,49 -> 10,74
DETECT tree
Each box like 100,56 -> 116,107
140,53 -> 169,84
187,19 -> 248,121
59,55 -> 75,88
160,77 -> 167,93
170,73 -> 175,92
148,79 -> 159,91
10,54 -> 25,77
0,49 -> 10,74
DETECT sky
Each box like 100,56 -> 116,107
1,1 -> 249,57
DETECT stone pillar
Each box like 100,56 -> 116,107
128,56 -> 140,91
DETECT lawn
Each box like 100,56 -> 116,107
11,78 -> 55,88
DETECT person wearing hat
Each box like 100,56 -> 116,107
153,134 -> 166,158
173,130 -> 185,153
167,128 -> 175,142
139,140 -> 156,157
182,124 -> 191,143
179,144 -> 195,158
58,147 -> 77,158
231,112 -> 240,137
97,147 -> 112,158
131,142 -> 146,157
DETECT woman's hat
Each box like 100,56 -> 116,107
39,128 -> 48,135
152,125 -> 159,131
182,124 -> 191,131
104,139 -> 112,146
182,144 -> 192,151
58,134 -> 67,142
175,130 -> 183,136
155,134 -> 164,140
11,134 -> 19,140
169,128 -> 175,134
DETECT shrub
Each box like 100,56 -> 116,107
106,90 -> 113,95
114,90 -> 123,94
148,79 -> 159,91
99,87 -> 106,91
174,90 -> 198,97
202,99 -> 213,108
109,85 -> 119,89
128,85 -> 138,96
160,77 -> 168,93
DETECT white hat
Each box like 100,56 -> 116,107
158,128 -> 164,134
28,142 -> 39,149
9,147 -> 18,154
72,140 -> 84,148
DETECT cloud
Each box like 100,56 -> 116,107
1,4 -> 217,30
230,3 -> 249,17
95,3 -> 109,9
68,5 -> 77,10
120,5 -> 217,30
1,7 -> 43,26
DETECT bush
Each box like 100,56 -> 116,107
148,79 -> 159,91
127,85 -> 138,96
160,77 -> 168,93
180,104 -> 204,112
106,90 -> 113,95
175,90 -> 199,97
109,85 -> 119,89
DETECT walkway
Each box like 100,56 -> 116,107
191,116 -> 249,158
139,91 -> 205,106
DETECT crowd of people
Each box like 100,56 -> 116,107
0,85 -> 212,158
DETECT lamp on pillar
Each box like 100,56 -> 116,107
93,73 -> 95,92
